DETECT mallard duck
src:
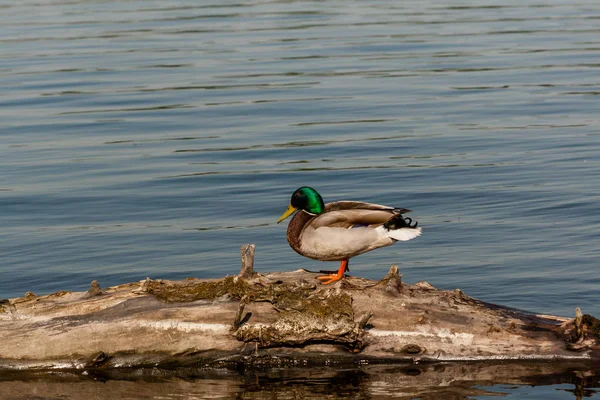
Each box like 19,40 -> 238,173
277,186 -> 422,284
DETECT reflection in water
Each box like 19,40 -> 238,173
1,362 -> 599,399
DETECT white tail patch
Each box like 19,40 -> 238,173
387,227 -> 422,241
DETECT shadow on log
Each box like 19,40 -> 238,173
0,245 -> 599,371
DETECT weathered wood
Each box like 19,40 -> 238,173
239,244 -> 256,278
0,246 -> 599,371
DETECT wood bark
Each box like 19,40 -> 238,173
0,245 -> 598,371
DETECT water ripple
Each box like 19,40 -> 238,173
2,0 -> 600,352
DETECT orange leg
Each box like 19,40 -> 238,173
317,260 -> 349,285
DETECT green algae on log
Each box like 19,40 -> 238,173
0,244 -> 599,371
142,272 -> 363,350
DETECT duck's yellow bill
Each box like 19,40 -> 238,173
277,204 -> 297,223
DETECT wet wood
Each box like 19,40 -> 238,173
0,245 -> 598,371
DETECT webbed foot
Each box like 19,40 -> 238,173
316,260 -> 348,285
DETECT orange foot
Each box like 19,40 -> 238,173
317,260 -> 348,285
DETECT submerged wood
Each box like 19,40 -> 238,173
1,246 -> 599,370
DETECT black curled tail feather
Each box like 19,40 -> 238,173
384,214 -> 419,230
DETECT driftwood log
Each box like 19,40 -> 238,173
1,244 -> 599,371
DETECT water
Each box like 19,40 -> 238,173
2,0 -> 600,398
1,363 -> 599,399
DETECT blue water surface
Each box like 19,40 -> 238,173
1,0 -> 600,398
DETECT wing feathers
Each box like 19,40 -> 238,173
310,209 -> 394,229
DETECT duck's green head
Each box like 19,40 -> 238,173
277,186 -> 325,223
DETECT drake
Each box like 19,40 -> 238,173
277,186 -> 421,284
